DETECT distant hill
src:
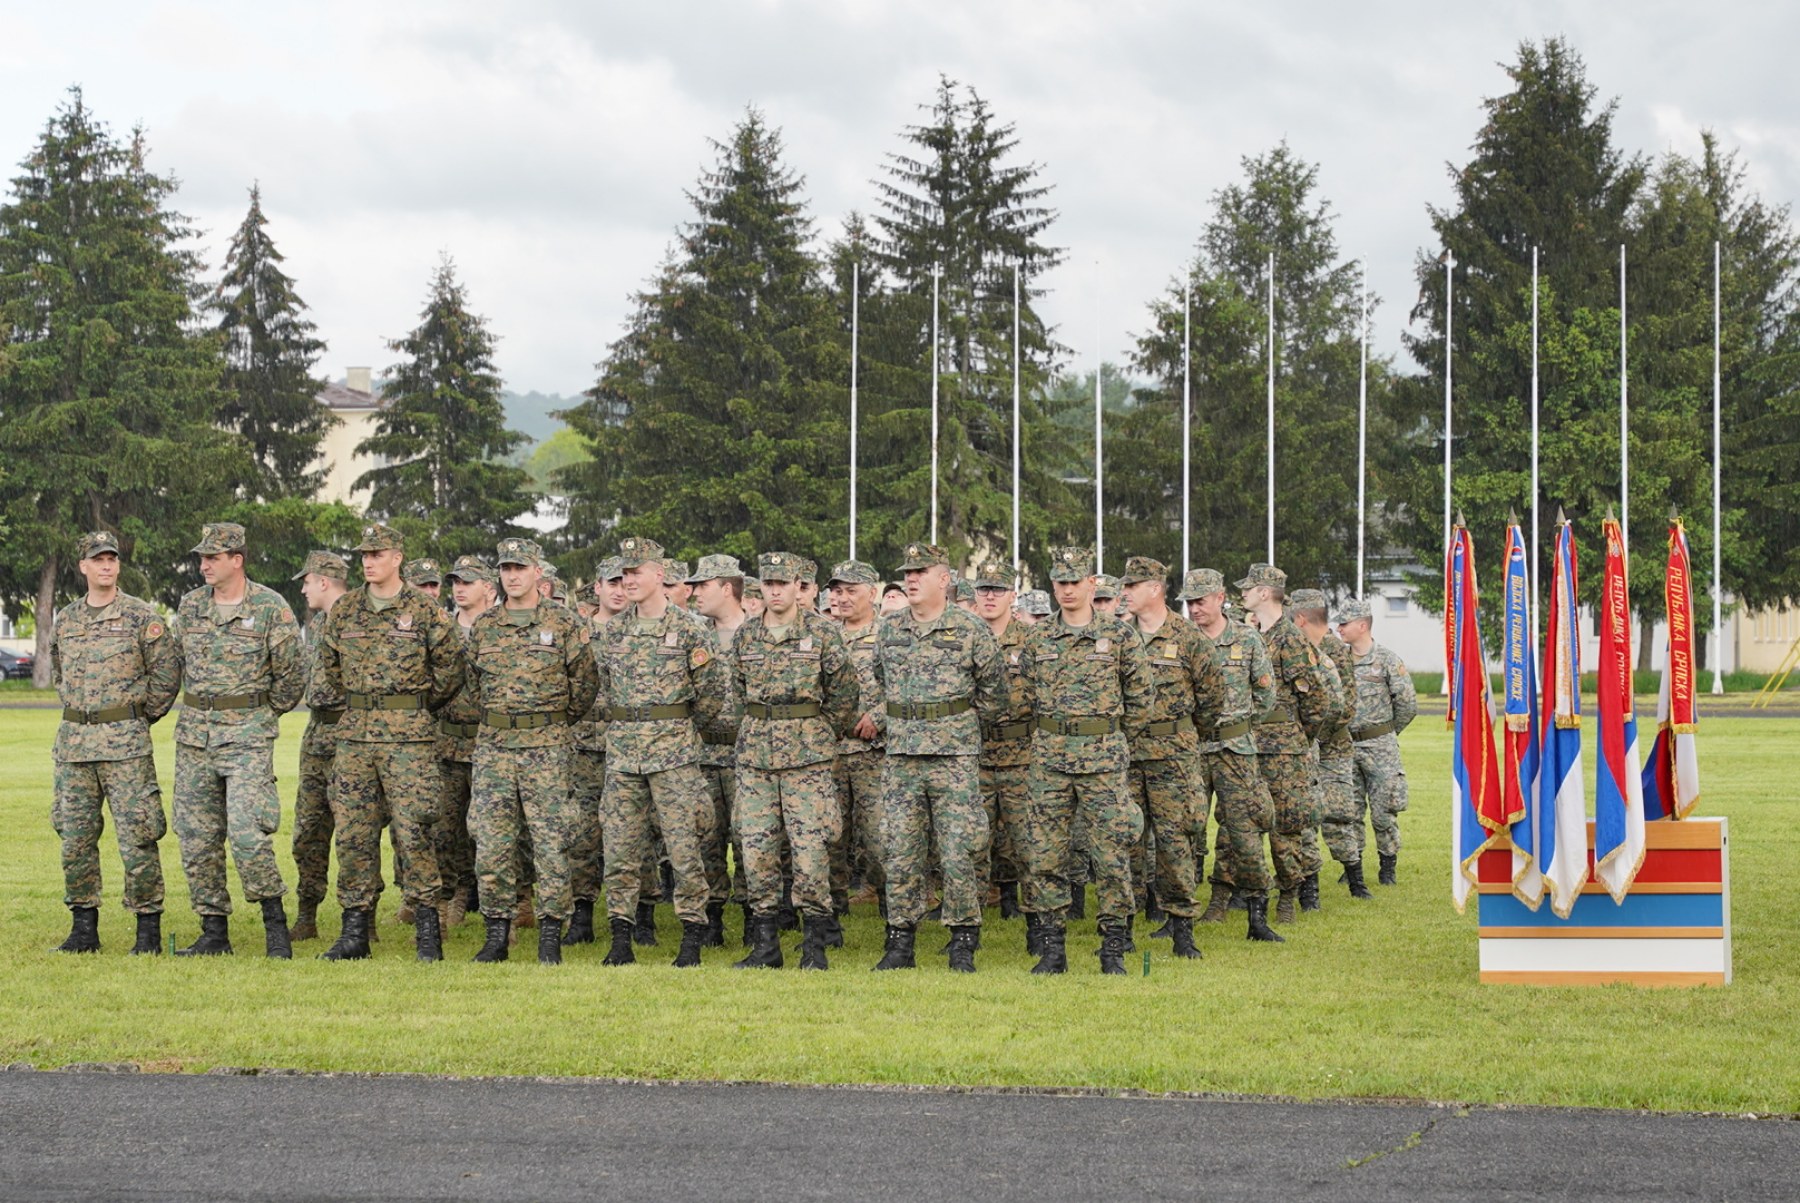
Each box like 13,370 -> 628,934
503,391 -> 579,445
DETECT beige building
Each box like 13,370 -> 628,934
1733,601 -> 1800,674
315,367 -> 382,509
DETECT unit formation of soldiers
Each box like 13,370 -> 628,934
47,521 -> 1416,974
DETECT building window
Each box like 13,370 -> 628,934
1386,595 -> 1408,616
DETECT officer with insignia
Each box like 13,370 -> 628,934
827,559 -> 887,913
290,550 -> 351,942
403,558 -> 444,601
48,531 -> 182,955
689,553 -> 749,944
1336,598 -> 1418,885
971,563 -> 1032,923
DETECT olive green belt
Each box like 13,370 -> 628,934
886,698 -> 971,720
1142,716 -> 1196,738
346,692 -> 428,711
1353,721 -> 1395,741
1038,715 -> 1120,737
702,732 -> 736,745
438,719 -> 480,738
481,710 -> 571,730
607,703 -> 691,722
312,707 -> 344,725
62,703 -> 146,724
986,720 -> 1034,741
744,701 -> 821,720
183,691 -> 269,711
1202,719 -> 1253,742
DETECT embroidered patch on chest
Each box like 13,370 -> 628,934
1095,638 -> 1111,654
397,614 -> 413,631
540,630 -> 554,646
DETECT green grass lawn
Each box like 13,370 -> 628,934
1,707 -> 1794,1112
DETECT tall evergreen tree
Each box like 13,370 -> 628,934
0,88 -> 251,683
355,256 -> 532,561
212,183 -> 333,500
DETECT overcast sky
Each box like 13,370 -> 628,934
4,1 -> 1795,397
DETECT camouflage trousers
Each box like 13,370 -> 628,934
834,749 -> 885,897
601,763 -> 711,924
174,738 -> 285,915
1317,747 -> 1363,866
472,742 -> 573,922
980,762 -> 1030,886
440,758 -> 477,900
568,749 -> 605,902
1203,749 -> 1274,896
332,740 -> 445,910
1022,763 -> 1142,925
738,761 -> 839,920
700,759 -> 740,905
294,747 -> 335,904
1127,755 -> 1205,916
881,754 -> 988,928
1260,750 -> 1322,890
1352,734 -> 1408,857
53,755 -> 166,914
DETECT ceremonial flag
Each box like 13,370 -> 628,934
1448,524 -> 1505,913
1643,519 -> 1702,820
1539,518 -> 1589,919
1500,522 -> 1544,906
1594,515 -> 1647,901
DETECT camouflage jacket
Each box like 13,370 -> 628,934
318,584 -> 464,743
173,582 -> 304,749
468,600 -> 600,750
872,603 -> 1006,757
835,621 -> 886,755
300,610 -> 347,758
732,610 -> 859,770
1254,614 -> 1330,755
50,592 -> 180,763
435,619 -> 486,763
1352,642 -> 1418,735
1317,631 -> 1358,755
698,622 -> 745,768
591,602 -> 732,775
570,613 -> 612,756
1019,611 -> 1156,775
979,619 -> 1036,768
1200,619 -> 1275,756
1124,610 -> 1224,763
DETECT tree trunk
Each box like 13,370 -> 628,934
1637,613 -> 1655,675
31,555 -> 56,690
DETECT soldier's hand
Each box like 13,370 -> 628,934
853,713 -> 879,741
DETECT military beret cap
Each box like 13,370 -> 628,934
292,550 -> 350,581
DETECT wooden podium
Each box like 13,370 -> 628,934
1475,817 -> 1731,986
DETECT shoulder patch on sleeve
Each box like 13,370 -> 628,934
145,621 -> 165,640
689,646 -> 711,670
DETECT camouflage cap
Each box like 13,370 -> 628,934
895,542 -> 950,572
881,581 -> 905,596
797,558 -> 819,585
597,556 -> 624,581
1176,568 -> 1226,600
1019,589 -> 1053,616
954,578 -> 976,602
1047,546 -> 1096,582
686,554 -> 743,583
77,531 -> 122,561
663,558 -> 689,582
827,559 -> 879,586
1288,587 -> 1329,612
541,561 -> 561,579
549,580 -> 569,603
742,577 -> 764,599
1234,562 -> 1287,591
616,537 -> 664,569
292,550 -> 349,581
352,522 -> 403,553
403,557 -> 443,585
191,522 -> 248,556
495,537 -> 543,567
1093,574 -> 1121,599
445,554 -> 493,584
757,551 -> 805,582
972,564 -> 1015,590
1118,556 -> 1167,586
1334,598 -> 1374,624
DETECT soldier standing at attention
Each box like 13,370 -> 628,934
971,565 -> 1032,926
466,538 -> 599,964
170,523 -> 305,957
404,558 -> 444,602
869,543 -> 1005,972
565,556 -> 626,946
742,578 -> 765,619
796,560 -> 822,616
1016,547 -> 1155,975
438,555 -> 496,926
1335,599 -> 1417,885
827,560 -> 887,914
1118,557 -> 1223,959
731,552 -> 859,970
1239,564 -> 1331,926
589,537 -> 732,967
1290,589 -> 1364,901
316,522 -> 464,962
290,551 -> 350,942
1091,575 -> 1122,617
689,554 -> 748,946
48,531 -> 182,955
662,559 -> 694,613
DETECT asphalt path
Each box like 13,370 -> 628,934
1,1070 -> 1794,1202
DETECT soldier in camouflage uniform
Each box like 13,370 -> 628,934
689,554 -> 748,945
971,564 -> 1032,924
465,538 -> 600,964
1091,575 -> 1121,617
565,556 -> 623,946
1239,564 -> 1332,925
291,551 -> 351,942
438,555 -> 497,927
869,543 -> 1005,973
742,577 -> 765,620
1016,546 -> 1156,975
590,537 -> 733,967
1290,589 -> 1365,900
827,560 -> 887,912
1336,598 -> 1418,885
48,531 -> 182,955
953,577 -> 977,613
316,522 -> 465,961
730,552 -> 860,970
403,558 -> 444,601
1118,556 -> 1223,958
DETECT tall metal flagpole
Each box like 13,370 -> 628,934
1620,243 -> 1629,555
930,262 -> 940,546
1012,265 -> 1021,582
849,260 -> 859,560
1094,288 -> 1104,574
1356,266 -> 1368,597
1531,246 -> 1540,646
1442,252 -> 1453,697
1266,251 -> 1275,562
1712,240 -> 1724,694
1182,285 -> 1192,579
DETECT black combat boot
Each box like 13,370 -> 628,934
1030,923 -> 1067,975
1275,888 -> 1298,924
1246,895 -> 1285,943
672,919 -> 706,968
601,916 -> 636,966
819,913 -> 844,949
1150,907 -> 1175,939
130,911 -> 161,956
1096,920 -> 1129,975
1379,853 -> 1398,886
261,897 -> 292,960
1119,913 -> 1136,954
1198,882 -> 1233,924
1345,862 -> 1374,900
176,914 -> 232,957
1227,888 -> 1248,911
465,878 -> 480,914
702,900 -> 726,947
1067,883 -> 1087,920
1143,891 -> 1165,924
778,901 -> 800,932
733,916 -> 783,969
797,916 -> 829,971
564,898 -> 596,946
1168,914 -> 1203,960
538,918 -> 564,965
414,901 -> 442,963
473,914 -> 510,963
941,925 -> 982,953
946,925 -> 978,973
1025,912 -> 1044,957
320,909 -> 371,960
871,924 -> 916,971
739,902 -> 756,947
1300,872 -> 1321,913
633,901 -> 658,946
997,881 -> 1021,919
54,906 -> 100,954
660,860 -> 676,901
291,897 -> 320,942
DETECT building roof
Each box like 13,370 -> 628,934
317,381 -> 382,412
